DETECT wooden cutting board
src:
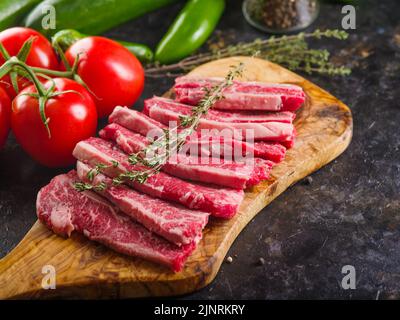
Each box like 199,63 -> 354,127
0,57 -> 352,299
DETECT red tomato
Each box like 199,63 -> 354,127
0,27 -> 59,99
11,78 -> 97,167
65,36 -> 144,118
0,86 -> 11,150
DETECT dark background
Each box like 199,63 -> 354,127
1,0 -> 399,299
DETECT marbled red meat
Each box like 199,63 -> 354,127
109,107 -> 289,160
144,97 -> 296,123
76,162 -> 209,246
36,171 -> 195,272
73,137 -> 245,218
100,123 -> 273,189
144,97 -> 295,142
174,77 -> 305,111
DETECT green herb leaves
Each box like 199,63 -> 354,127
145,29 -> 351,78
74,62 -> 244,192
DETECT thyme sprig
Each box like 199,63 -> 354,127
74,62 -> 244,191
74,161 -> 119,191
74,182 -> 107,192
87,161 -> 119,180
145,29 -> 351,78
130,61 -> 244,170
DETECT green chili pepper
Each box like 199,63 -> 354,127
155,0 -> 225,65
52,29 -> 154,63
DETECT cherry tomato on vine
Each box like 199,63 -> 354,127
0,86 -> 11,150
0,27 -> 59,99
65,36 -> 145,118
11,78 -> 97,167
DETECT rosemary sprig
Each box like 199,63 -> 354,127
145,29 -> 351,78
74,62 -> 244,192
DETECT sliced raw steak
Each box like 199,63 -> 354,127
144,97 -> 295,123
36,171 -> 195,272
100,124 -> 273,189
190,134 -> 287,163
174,77 -> 306,111
73,137 -> 245,218
76,162 -> 209,246
108,107 -> 287,161
99,123 -> 149,153
144,98 -> 295,142
109,107 -> 166,138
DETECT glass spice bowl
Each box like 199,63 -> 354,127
243,0 -> 320,34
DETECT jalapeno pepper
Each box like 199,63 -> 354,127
155,0 -> 225,64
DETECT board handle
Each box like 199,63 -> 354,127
0,222 -> 56,299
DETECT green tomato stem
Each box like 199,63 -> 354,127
30,66 -> 74,78
6,57 -> 47,96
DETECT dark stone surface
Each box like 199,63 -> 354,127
1,0 -> 399,299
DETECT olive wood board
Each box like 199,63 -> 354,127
0,57 -> 353,299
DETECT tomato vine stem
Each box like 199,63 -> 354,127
0,47 -> 82,138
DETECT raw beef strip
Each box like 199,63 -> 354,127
100,124 -> 273,189
144,97 -> 295,123
191,135 -> 287,163
108,107 -> 287,161
99,123 -> 149,153
109,107 -> 166,138
73,138 -> 245,218
144,98 -> 295,142
76,162 -> 209,246
174,77 -> 306,111
36,171 -> 195,272
163,156 -> 272,189
279,127 -> 296,149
